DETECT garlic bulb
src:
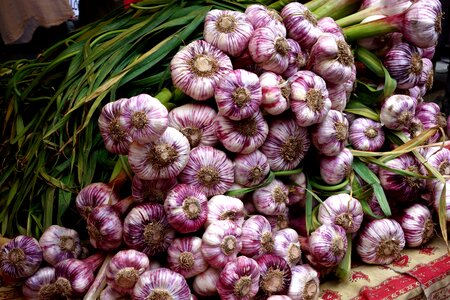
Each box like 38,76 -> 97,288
119,94 -> 168,144
415,101 -> 447,143
22,267 -> 56,299
427,147 -> 450,177
100,286 -> 130,300
308,224 -> 347,267
399,204 -> 434,247
131,176 -> 177,204
167,237 -> 208,279
380,94 -> 417,131
357,219 -> 405,265
261,117 -> 310,171
179,145 -> 234,196
431,180 -> 450,221
217,256 -> 261,300
281,3 -> 323,50
170,40 -> 233,101
256,254 -> 292,297
318,194 -> 364,233
253,179 -> 289,216
289,70 -> 331,127
419,58 -> 434,90
123,203 -> 175,257
215,110 -> 269,154
241,215 -> 275,258
215,69 -> 262,120
267,209 -> 291,232
39,225 -> 82,266
287,172 -> 307,206
311,110 -> 349,157
248,27 -> 291,74
349,117 -> 385,151
245,4 -> 286,36
206,195 -> 245,227
164,184 -> 208,233
98,98 -> 132,155
273,228 -> 301,267
106,249 -> 150,295
327,83 -> 348,112
319,148 -> 353,185
204,9 -> 254,57
317,17 -> 344,39
287,264 -> 320,300
0,235 -> 42,279
260,71 -> 290,116
201,220 -> 242,268
128,127 -> 190,180
283,39 -> 308,78
193,267 -> 220,297
234,150 -> 270,187
75,182 -> 119,220
133,268 -> 191,300
168,103 -> 218,148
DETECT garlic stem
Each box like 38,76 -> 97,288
83,254 -> 112,300
305,0 -> 330,11
343,15 -> 400,42
313,0 -> 359,19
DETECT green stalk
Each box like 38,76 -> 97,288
154,88 -> 172,104
304,0 -> 329,11
268,0 -> 295,11
336,6 -> 381,27
313,0 -> 359,19
328,1 -> 360,20
343,16 -> 400,42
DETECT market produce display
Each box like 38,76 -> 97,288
0,0 -> 448,299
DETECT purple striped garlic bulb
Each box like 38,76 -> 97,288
168,103 -> 218,148
133,268 -> 191,300
415,101 -> 447,143
131,176 -> 177,204
356,219 -> 405,265
167,237 -> 208,279
317,17 -> 344,39
75,182 -> 119,220
217,256 -> 261,300
204,10 -> 254,57
98,99 -> 132,155
206,195 -> 245,228
419,58 -> 434,91
327,83 -> 348,112
273,228 -> 301,267
288,264 -> 320,300
384,42 -> 423,89
241,215 -> 275,258
281,3 -> 323,50
245,4 -> 286,36
170,40 -> 233,101
311,110 -> 349,157
179,146 -> 234,196
193,267 -> 220,297
215,111 -> 269,154
253,179 -> 289,216
398,204 -> 434,247
0,235 -> 42,279
234,150 -> 270,187
119,94 -> 168,144
380,94 -> 417,131
431,180 -> 450,221
319,148 -> 353,185
307,34 -> 355,85
261,117 -> 310,171
289,70 -> 331,127
287,172 -> 307,206
128,127 -> 190,180
283,39 -> 307,78
39,225 -> 82,266
256,254 -> 292,297
308,224 -> 347,267
318,194 -> 364,233
22,267 -> 56,299
260,71 -> 291,115
267,209 -> 290,232
427,147 -> 450,177
248,27 -> 291,74
215,69 -> 262,120
349,118 -> 385,151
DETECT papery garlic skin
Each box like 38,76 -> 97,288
75,182 -> 119,220
204,10 -> 254,57
87,205 -> 123,251
217,256 -> 261,300
419,58 -> 434,90
309,224 -> 347,267
318,194 -> 364,233
253,179 -> 289,216
248,27 -> 290,74
206,195 -> 245,228
311,110 -> 349,157
273,228 -> 301,267
100,286 -> 129,300
281,3 -> 323,50
241,215 -> 275,258
267,209 -> 291,232
167,237 -> 208,279
131,176 -> 177,204
98,99 -> 132,155
256,254 -> 292,297
287,172 -> 307,206
106,249 -> 150,295
39,225 -> 82,266
133,268 -> 191,300
201,220 -> 242,268
179,146 -> 234,196
283,39 -> 307,78
234,150 -> 270,187
123,203 -> 175,257
119,94 -> 168,144
260,72 -> 291,115
261,117 -> 310,171
170,40 -> 233,101
415,101 -> 447,143
317,17 -> 344,39
193,267 -> 220,297
380,94 -> 416,131
357,219 -> 405,265
164,184 -> 208,233
245,4 -> 286,36
399,204 -> 434,247
427,147 -> 450,177
22,267 -> 56,299
319,148 -> 353,185
288,264 -> 320,300
289,70 -> 331,127
327,83 -> 348,112
384,42 -> 423,89
349,118 -> 385,151
431,180 -> 450,221
215,111 -> 269,154
215,69 -> 262,120
128,127 -> 190,180
168,103 -> 218,148
0,235 -> 42,279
